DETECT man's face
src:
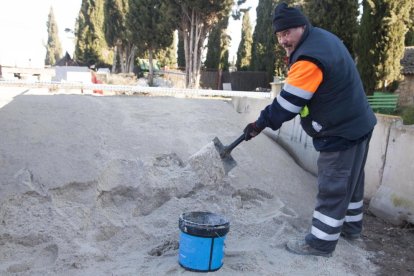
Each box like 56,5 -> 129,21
276,26 -> 305,57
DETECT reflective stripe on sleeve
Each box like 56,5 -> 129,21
313,211 -> 344,227
348,200 -> 363,210
311,226 -> 340,241
283,83 -> 314,100
345,214 -> 363,222
276,95 -> 302,113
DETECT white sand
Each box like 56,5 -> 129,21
0,88 -> 378,275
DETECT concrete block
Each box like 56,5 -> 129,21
365,115 -> 401,199
369,122 -> 414,225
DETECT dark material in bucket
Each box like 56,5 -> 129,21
179,211 -> 230,237
178,212 -> 230,272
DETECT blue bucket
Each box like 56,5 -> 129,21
178,211 -> 230,272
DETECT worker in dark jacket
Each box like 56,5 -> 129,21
243,2 -> 377,257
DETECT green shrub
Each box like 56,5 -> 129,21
394,105 -> 414,125
400,106 -> 414,125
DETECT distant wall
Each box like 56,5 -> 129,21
220,71 -> 270,91
396,74 -> 414,106
54,66 -> 90,82
161,70 -> 186,89
231,96 -> 414,225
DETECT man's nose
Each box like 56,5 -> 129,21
277,35 -> 287,44
278,36 -> 287,44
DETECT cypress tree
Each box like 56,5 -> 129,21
220,33 -> 230,72
204,16 -> 230,71
251,0 -> 276,79
104,0 -> 135,73
404,5 -> 414,46
406,29 -> 414,46
75,0 -> 111,67
204,21 -> 222,70
236,10 -> 253,71
304,0 -> 359,58
356,0 -> 380,94
378,0 -> 412,90
357,0 -> 412,94
177,31 -> 186,69
251,0 -> 304,79
45,7 -> 62,66
155,31 -> 178,68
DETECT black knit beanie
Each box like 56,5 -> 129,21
272,2 -> 308,33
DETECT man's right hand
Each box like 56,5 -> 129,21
243,122 -> 263,141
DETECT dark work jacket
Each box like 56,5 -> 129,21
290,26 -> 377,143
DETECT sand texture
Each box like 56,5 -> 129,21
0,88 -> 377,275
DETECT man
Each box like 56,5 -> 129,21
243,2 -> 376,257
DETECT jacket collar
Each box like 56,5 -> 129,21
288,23 -> 312,64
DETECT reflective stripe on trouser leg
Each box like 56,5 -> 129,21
305,137 -> 371,253
342,136 -> 371,236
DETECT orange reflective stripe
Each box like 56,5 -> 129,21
286,60 -> 323,93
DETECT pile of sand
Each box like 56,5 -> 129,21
0,88 -> 377,275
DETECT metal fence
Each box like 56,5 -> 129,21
0,80 -> 271,99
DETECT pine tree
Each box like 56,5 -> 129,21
174,0 -> 233,88
127,0 -> 179,85
304,0 -> 359,58
204,16 -> 230,71
75,0 -> 111,67
357,0 -> 412,94
45,7 -> 62,66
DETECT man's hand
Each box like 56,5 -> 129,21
243,122 -> 263,141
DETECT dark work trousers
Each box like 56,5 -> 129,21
305,135 -> 371,253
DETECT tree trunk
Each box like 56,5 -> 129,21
112,45 -> 118,73
183,31 -> 190,87
148,49 -> 154,86
191,14 -> 199,88
125,43 -> 136,73
178,3 -> 222,88
118,47 -> 126,73
184,35 -> 190,87
188,9 -> 195,88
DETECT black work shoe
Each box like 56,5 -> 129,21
340,232 -> 361,241
286,239 -> 333,257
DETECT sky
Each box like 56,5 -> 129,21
0,0 -> 82,68
0,0 -> 257,68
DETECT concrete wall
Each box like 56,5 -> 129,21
231,97 -> 414,225
369,122 -> 414,225
53,66 -> 90,82
396,74 -> 414,107
1,66 -> 54,81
